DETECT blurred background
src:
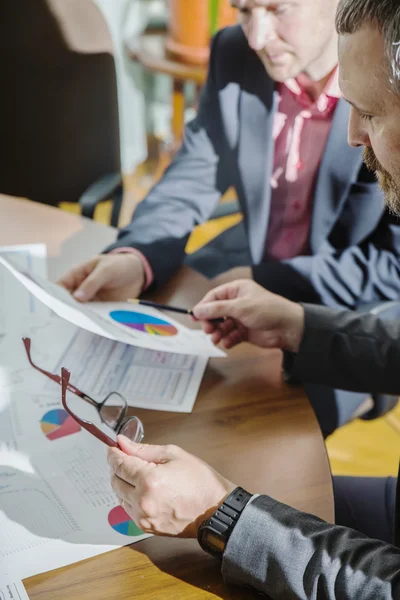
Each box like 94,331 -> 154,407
1,0 -> 398,478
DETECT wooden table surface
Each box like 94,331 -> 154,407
0,195 -> 333,599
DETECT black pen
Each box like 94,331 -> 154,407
127,298 -> 226,324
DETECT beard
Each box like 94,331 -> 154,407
363,147 -> 400,216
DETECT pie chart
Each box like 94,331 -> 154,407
40,409 -> 81,441
109,310 -> 178,337
108,505 -> 143,536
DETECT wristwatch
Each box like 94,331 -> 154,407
197,487 -> 252,559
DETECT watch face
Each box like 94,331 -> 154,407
203,530 -> 226,554
199,488 -> 251,559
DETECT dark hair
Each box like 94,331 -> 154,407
336,0 -> 400,92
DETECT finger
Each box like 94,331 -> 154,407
214,318 -> 237,338
202,316 -> 231,335
72,263 -> 111,302
119,497 -> 130,512
222,328 -> 245,349
210,319 -> 237,346
202,321 -> 218,335
193,288 -> 231,312
117,437 -> 177,464
211,330 -> 224,345
111,472 -> 136,502
57,265 -> 86,292
119,497 -> 136,517
118,496 -> 142,529
196,281 -> 242,306
108,447 -> 148,485
193,298 -> 241,322
203,317 -> 236,336
57,257 -> 99,292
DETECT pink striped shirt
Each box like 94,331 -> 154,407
265,68 -> 341,261
115,68 -> 341,288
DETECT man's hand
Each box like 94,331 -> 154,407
210,266 -> 252,288
108,436 -> 236,538
58,254 -> 146,302
192,279 -> 305,353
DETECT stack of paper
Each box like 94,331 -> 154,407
0,246 -> 223,583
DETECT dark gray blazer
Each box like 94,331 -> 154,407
222,305 -> 400,600
108,26 -> 400,308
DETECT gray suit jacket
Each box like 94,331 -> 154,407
222,305 -> 400,599
108,26 -> 400,309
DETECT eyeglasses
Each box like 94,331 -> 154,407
22,337 -> 144,448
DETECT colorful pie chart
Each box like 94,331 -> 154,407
40,409 -> 81,441
109,310 -> 178,337
108,505 -> 143,536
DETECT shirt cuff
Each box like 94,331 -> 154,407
109,247 -> 154,291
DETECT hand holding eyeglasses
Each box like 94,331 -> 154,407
108,436 -> 236,538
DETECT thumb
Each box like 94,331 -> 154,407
192,299 -> 240,322
117,436 -> 176,464
73,264 -> 107,302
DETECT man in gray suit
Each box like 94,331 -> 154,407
109,280 -> 399,599
107,1 -> 400,596
59,0 -> 400,437
60,0 -> 400,308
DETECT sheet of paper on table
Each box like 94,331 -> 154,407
0,255 -> 225,358
0,318 -> 206,579
0,322 -> 205,578
0,246 -> 212,580
0,317 -> 207,413
0,391 -> 151,579
0,244 -> 50,336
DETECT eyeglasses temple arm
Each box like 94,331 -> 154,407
61,368 -> 118,448
23,338 -> 99,408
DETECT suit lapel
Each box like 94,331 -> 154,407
310,98 -> 364,250
237,55 -> 278,263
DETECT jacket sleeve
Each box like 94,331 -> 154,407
283,209 -> 400,309
289,304 -> 400,395
221,306 -> 400,598
221,494 -> 400,600
105,30 -> 232,288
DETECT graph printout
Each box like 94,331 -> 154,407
0,392 -> 150,579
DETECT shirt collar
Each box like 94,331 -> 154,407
282,66 -> 341,112
323,66 -> 341,99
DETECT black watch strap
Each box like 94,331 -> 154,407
197,487 -> 252,559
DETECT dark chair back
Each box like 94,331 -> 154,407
0,0 -> 121,208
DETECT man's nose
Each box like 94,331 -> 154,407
347,107 -> 371,148
246,9 -> 277,52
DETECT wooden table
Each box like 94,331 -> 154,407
0,195 -> 333,599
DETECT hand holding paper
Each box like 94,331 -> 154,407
0,255 -> 225,358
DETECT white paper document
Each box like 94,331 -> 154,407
0,256 -> 225,358
0,245 -> 213,580
0,573 -> 30,600
46,327 -> 207,413
0,244 -> 49,336
0,392 -> 151,579
0,317 -> 207,413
